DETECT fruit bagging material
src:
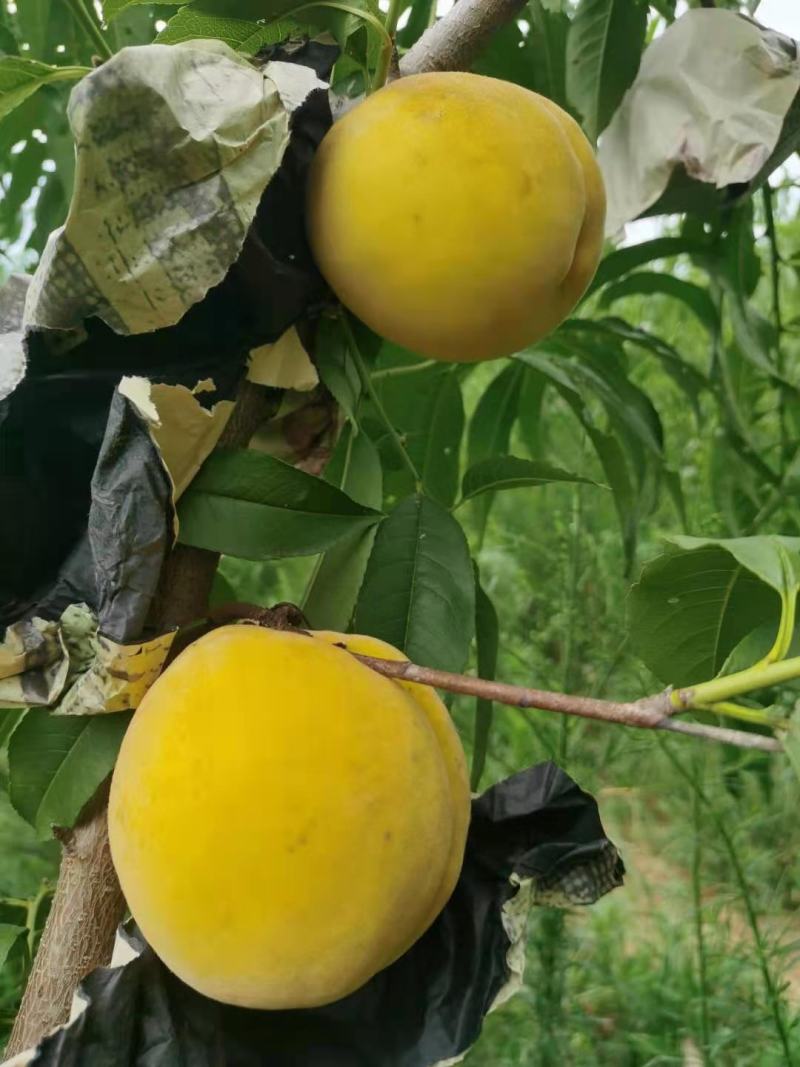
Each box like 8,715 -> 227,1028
307,72 -> 606,363
45,761 -> 623,1067
108,625 -> 471,1009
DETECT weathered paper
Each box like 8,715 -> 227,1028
23,42 -> 321,337
120,375 -> 235,502
0,603 -> 174,713
248,326 -> 319,391
600,9 -> 800,234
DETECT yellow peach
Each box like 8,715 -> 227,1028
307,72 -> 605,362
108,624 -> 470,1009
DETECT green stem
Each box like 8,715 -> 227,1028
64,0 -> 112,60
341,313 -> 422,487
371,360 -> 437,380
41,64 -> 92,82
761,554 -> 797,666
372,0 -> 404,91
696,701 -> 789,729
675,655 -> 800,709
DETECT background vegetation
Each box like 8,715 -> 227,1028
4,0 -> 800,1063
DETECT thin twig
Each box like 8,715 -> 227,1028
349,654 -> 782,753
370,360 -> 437,380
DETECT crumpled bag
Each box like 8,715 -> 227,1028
0,40 -> 337,715
600,9 -> 800,234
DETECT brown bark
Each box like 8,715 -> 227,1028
350,655 -> 782,753
5,786 -> 123,1058
5,0 -> 529,1054
4,382 -> 279,1060
400,0 -> 528,76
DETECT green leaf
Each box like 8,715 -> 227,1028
156,2 -> 300,49
720,622 -> 800,679
154,0 -> 377,47
516,350 -> 640,569
303,431 -> 383,631
573,316 -> 709,418
354,494 -> 475,673
587,237 -> 706,298
315,316 -> 363,427
0,924 -> 27,971
583,423 -> 638,571
0,136 -> 45,233
420,371 -> 464,508
717,282 -> 779,378
0,57 -> 88,122
104,0 -> 183,21
466,361 -> 524,537
565,0 -> 647,141
747,89 -> 800,196
371,362 -> 463,507
14,0 -> 64,61
461,455 -> 601,503
516,369 -> 547,459
628,536 -> 800,687
527,0 -> 570,110
668,535 -> 800,599
471,566 -> 499,792
28,169 -> 71,256
107,3 -> 175,51
564,341 -> 664,462
0,708 -> 24,749
302,0 -> 379,48
598,272 -> 720,334
397,0 -> 431,48
177,449 -> 383,560
209,572 -> 239,607
468,363 -> 524,468
472,21 -> 537,92
650,0 -> 675,17
8,711 -> 131,838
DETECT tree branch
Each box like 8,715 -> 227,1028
4,382 -> 279,1060
351,655 -> 783,754
400,0 -> 528,76
5,0 -> 552,1054
5,784 -> 122,1058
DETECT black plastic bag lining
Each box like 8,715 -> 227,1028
0,41 -> 338,635
31,762 -> 624,1067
